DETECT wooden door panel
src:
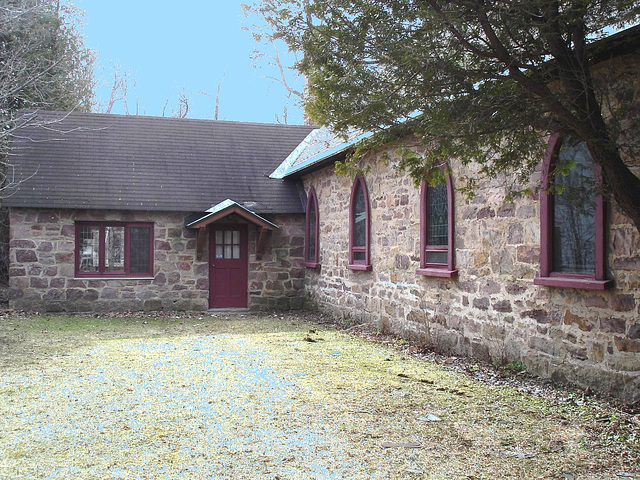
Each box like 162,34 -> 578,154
209,224 -> 248,308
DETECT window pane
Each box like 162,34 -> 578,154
354,184 -> 366,247
354,251 -> 365,261
426,251 -> 448,264
215,229 -> 241,258
553,139 -> 596,274
129,227 -> 151,273
308,206 -> 316,261
104,226 -> 125,271
427,183 -> 448,247
79,226 -> 99,272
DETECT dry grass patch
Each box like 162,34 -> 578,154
0,313 -> 637,479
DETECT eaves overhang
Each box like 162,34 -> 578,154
270,129 -> 373,179
589,24 -> 640,63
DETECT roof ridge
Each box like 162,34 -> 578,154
17,109 -> 317,129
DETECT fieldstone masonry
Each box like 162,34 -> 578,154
302,145 -> 640,404
246,214 -> 307,311
9,209 -> 305,313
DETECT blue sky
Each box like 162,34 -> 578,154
78,1 -> 305,124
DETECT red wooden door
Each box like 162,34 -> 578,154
209,224 -> 248,308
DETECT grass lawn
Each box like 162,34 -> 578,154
0,313 -> 638,479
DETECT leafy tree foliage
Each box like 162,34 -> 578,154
252,0 -> 640,231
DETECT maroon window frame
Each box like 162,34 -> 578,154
304,187 -> 321,268
417,168 -> 458,278
348,174 -> 372,271
534,134 -> 612,290
75,222 -> 154,278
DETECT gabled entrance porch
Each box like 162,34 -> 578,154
186,199 -> 279,309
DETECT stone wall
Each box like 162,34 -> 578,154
301,147 -> 640,403
247,214 -> 307,311
8,209 -> 305,312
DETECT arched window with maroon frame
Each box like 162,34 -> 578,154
348,174 -> 372,271
534,133 -> 612,290
416,166 -> 457,278
304,187 -> 321,268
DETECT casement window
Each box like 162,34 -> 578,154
304,187 -> 321,268
348,174 -> 372,271
75,222 -> 154,278
534,134 -> 612,290
417,168 -> 458,278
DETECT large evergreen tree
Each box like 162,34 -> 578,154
250,0 -> 640,231
0,0 -> 95,282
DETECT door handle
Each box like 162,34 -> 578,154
211,264 -> 216,268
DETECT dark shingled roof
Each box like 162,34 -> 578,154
4,110 -> 316,214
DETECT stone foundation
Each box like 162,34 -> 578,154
8,209 -> 305,312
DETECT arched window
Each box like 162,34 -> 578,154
304,187 -> 320,268
417,167 -> 457,278
534,134 -> 612,290
348,174 -> 372,270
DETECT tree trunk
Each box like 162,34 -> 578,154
588,139 -> 640,233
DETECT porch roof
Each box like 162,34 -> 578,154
185,199 -> 279,230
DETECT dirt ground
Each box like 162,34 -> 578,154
0,312 -> 638,479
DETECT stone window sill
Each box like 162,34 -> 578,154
534,276 -> 613,290
416,268 -> 458,278
347,263 -> 372,271
304,262 -> 321,269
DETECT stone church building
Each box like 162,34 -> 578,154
5,28 -> 640,403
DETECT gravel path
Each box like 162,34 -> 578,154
0,315 -> 638,479
2,329 -> 366,479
